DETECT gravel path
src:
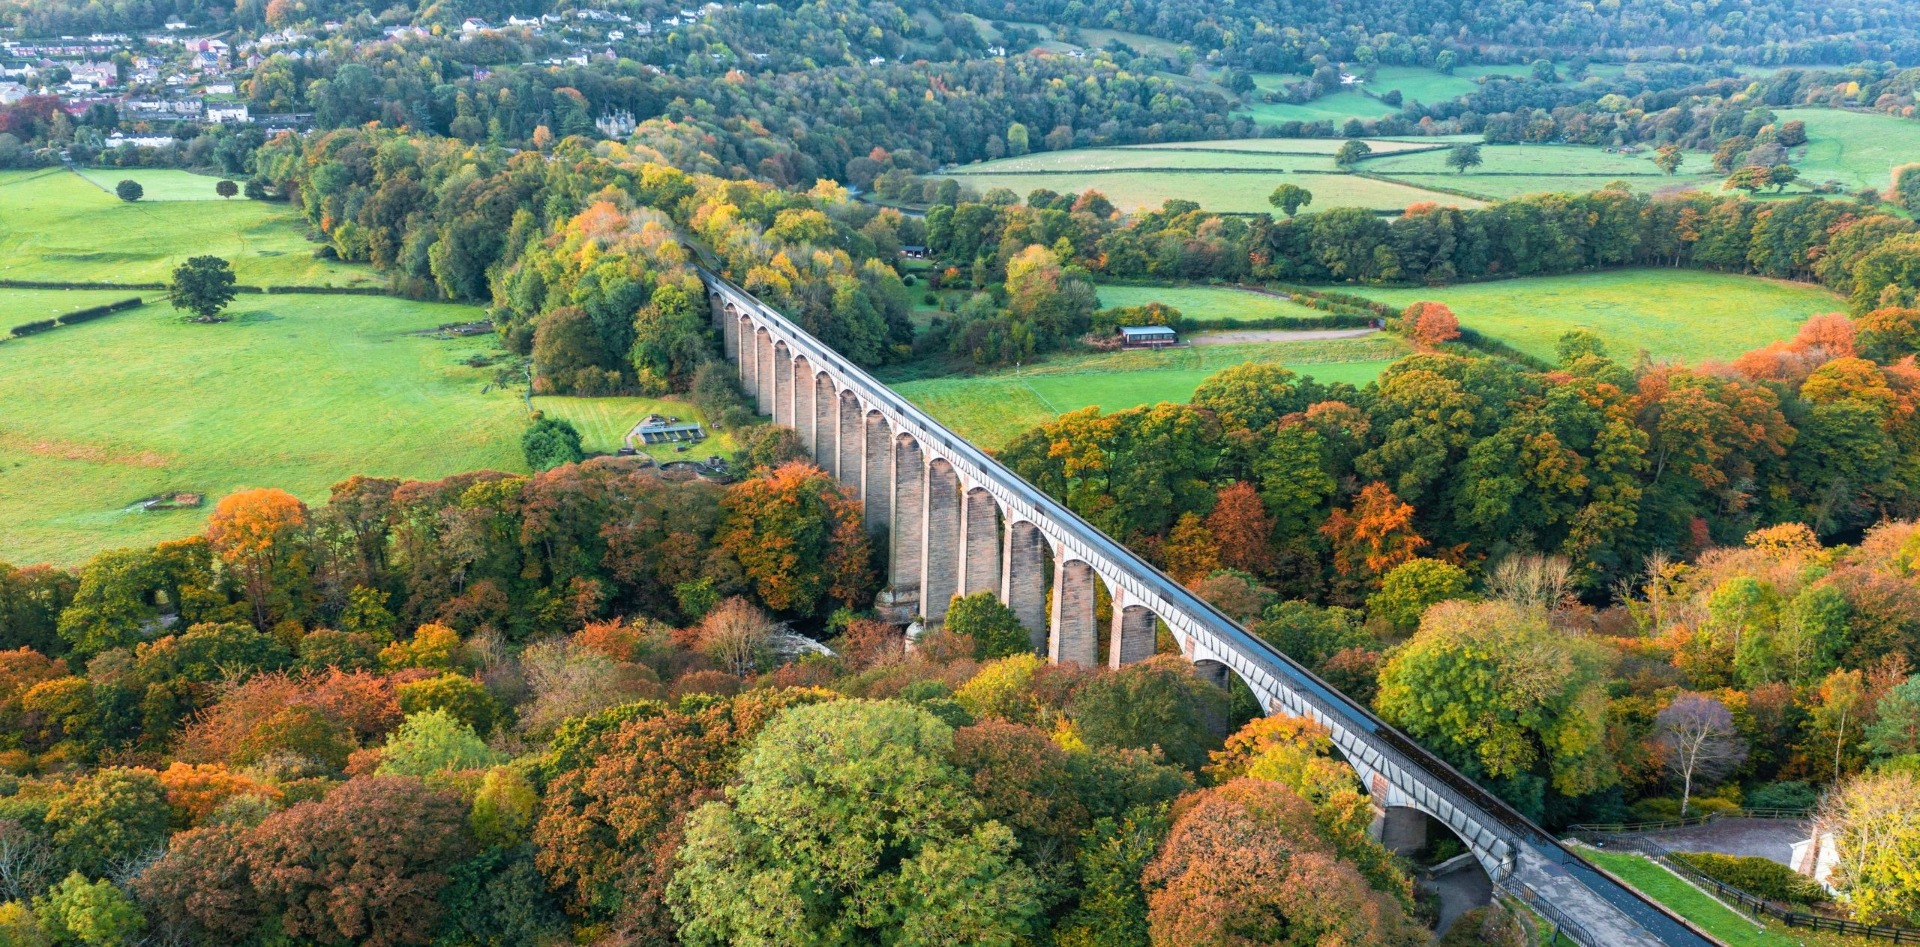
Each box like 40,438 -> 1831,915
1635,817 -> 1811,865
1188,327 -> 1380,345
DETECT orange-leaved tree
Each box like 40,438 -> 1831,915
206,488 -> 310,629
1401,301 -> 1461,349
718,462 -> 873,615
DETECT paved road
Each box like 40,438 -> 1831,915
1639,817 -> 1811,865
1423,859 -> 1493,935
1189,327 -> 1380,345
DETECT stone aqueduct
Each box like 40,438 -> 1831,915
703,271 -> 1715,947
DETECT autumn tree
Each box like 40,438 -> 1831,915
205,488 -> 309,629
1207,483 -> 1276,576
1142,778 -> 1426,946
34,872 -> 144,947
1400,301 -> 1462,349
1655,693 -> 1748,816
242,776 -> 474,946
669,700 -> 1043,944
718,462 -> 873,616
1320,482 -> 1429,592
694,596 -> 777,676
1654,145 -> 1684,175
1161,512 -> 1222,586
1817,771 -> 1920,927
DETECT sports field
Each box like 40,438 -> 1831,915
0,168 -> 381,287
0,295 -> 525,565
1350,269 -> 1844,363
1095,283 -> 1328,322
75,168 -> 242,201
1776,108 -> 1920,192
890,335 -> 1407,448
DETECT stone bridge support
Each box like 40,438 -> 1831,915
1002,521 -> 1048,651
813,373 -> 837,475
890,435 -> 924,596
921,460 -> 961,623
773,342 -> 792,429
791,356 -> 815,451
863,413 -> 891,535
961,488 -> 1001,597
1110,600 -> 1158,668
1050,559 -> 1098,666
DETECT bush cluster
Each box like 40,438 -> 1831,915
56,297 -> 143,326
1673,852 -> 1832,905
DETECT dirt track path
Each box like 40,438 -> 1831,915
1189,327 -> 1380,345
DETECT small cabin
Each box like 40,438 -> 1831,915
1118,325 -> 1177,348
898,244 -> 929,259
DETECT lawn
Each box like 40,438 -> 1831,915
533,395 -> 739,462
890,335 -> 1407,448
1579,849 -> 1804,947
1128,138 -> 1446,155
953,148 -> 1304,173
1348,269 -> 1844,363
1776,108 -> 1920,192
1095,283 -> 1329,322
939,167 -> 1478,213
1362,143 -> 1726,200
0,168 -> 382,287
75,167 -> 242,201
0,295 -> 528,566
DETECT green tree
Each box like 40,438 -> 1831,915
166,256 -> 238,321
1070,656 -> 1226,772
1445,143 -> 1484,174
1865,675 -> 1920,760
470,767 -> 538,847
113,179 -> 140,202
375,709 -> 505,779
215,179 -> 238,199
1767,164 -> 1800,192
945,591 -> 1033,659
33,873 -> 143,947
44,769 -> 169,878
1892,164 -> 1920,215
396,673 -> 497,734
1267,183 -> 1313,216
521,417 -> 584,471
1724,165 -> 1772,194
669,700 -> 1043,945
1333,140 -> 1372,168
1367,558 -> 1472,633
1531,59 -> 1559,82
1376,600 -> 1616,815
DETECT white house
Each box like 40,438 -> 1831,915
1791,831 -> 1840,892
206,102 -> 250,123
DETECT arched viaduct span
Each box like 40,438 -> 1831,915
703,271 -> 1718,947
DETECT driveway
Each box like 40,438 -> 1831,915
1636,817 -> 1811,865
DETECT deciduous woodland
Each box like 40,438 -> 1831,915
4,0 -> 1920,942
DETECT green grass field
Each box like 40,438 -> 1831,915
1241,65 -> 1535,123
1776,109 -> 1920,192
0,168 -> 381,287
1362,143 -> 1725,200
1127,138 -> 1446,155
1095,283 -> 1328,322
0,295 -> 527,566
939,167 -> 1477,213
890,335 -> 1407,448
533,395 -> 739,461
1579,849 -> 1803,947
1349,269 -> 1843,362
0,288 -> 157,322
75,168 -> 242,201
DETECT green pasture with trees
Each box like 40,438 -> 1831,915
0,169 -> 382,287
1775,108 -> 1920,192
890,336 -> 1406,448
1350,269 -> 1845,362
0,295 -> 525,565
76,167 -> 245,202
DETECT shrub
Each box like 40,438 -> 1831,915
1745,780 -> 1817,812
10,319 -> 55,337
1674,852 -> 1831,905
521,417 -> 584,470
115,179 -> 142,202
56,298 -> 141,325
